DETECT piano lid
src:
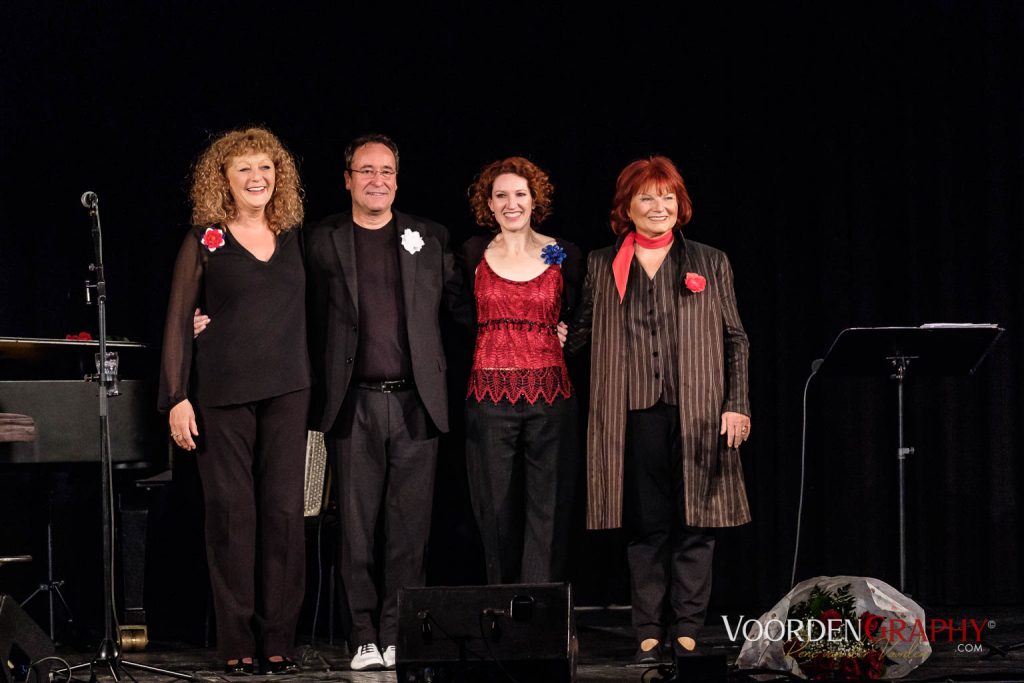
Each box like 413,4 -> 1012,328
1,337 -> 152,380
0,336 -> 147,349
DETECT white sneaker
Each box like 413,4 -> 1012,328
382,645 -> 396,670
350,643 -> 384,671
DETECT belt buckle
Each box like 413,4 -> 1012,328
381,382 -> 394,394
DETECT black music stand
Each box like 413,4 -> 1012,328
816,325 -> 1004,594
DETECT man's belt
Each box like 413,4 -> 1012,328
357,378 -> 416,393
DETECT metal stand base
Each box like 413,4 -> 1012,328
980,631 -> 1024,660
21,580 -> 75,642
58,638 -> 197,682
21,509 -> 79,643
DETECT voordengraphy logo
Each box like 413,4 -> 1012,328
723,614 -> 989,645
864,616 -> 988,644
735,576 -> 936,680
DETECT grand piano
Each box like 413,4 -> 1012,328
0,337 -> 163,465
0,337 -> 168,648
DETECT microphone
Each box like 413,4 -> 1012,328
80,191 -> 98,209
811,358 -> 824,373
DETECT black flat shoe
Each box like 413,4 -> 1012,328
631,644 -> 663,666
224,659 -> 255,676
263,657 -> 300,675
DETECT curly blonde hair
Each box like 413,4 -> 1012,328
190,127 -> 304,233
468,157 -> 554,230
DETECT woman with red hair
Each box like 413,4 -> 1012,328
461,156 -> 582,585
566,156 -> 751,664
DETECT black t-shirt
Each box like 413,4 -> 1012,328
352,219 -> 412,380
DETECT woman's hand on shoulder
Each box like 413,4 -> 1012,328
193,308 -> 210,338
169,399 -> 199,451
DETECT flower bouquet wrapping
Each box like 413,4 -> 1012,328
735,576 -> 931,680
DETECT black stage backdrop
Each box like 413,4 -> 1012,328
1,1 -> 1021,635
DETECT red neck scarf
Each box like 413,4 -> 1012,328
612,230 -> 675,302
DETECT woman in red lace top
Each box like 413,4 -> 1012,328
460,157 -> 583,584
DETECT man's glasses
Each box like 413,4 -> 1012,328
349,168 -> 396,179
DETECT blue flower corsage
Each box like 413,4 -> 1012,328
541,243 -> 566,265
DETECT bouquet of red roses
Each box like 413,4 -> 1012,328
735,576 -> 931,680
782,584 -> 889,680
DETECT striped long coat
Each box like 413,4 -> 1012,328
567,233 -> 752,529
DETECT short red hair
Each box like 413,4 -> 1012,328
609,156 -> 693,235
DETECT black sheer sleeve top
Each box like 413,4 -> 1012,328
158,225 -> 311,411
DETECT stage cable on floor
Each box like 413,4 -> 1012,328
477,610 -> 524,683
310,511 -> 324,643
790,358 -> 823,588
26,656 -> 72,683
105,427 -> 122,645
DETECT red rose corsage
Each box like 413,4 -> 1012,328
684,272 -> 707,293
201,227 -> 225,252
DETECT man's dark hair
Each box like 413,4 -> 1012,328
344,133 -> 400,172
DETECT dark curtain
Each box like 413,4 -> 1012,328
1,1 -> 1020,614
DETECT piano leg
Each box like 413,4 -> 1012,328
117,485 -> 156,650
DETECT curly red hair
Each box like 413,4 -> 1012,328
468,157 -> 554,229
609,156 -> 692,235
190,127 -> 304,234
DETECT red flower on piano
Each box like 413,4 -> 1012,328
202,227 -> 226,252
65,331 -> 93,340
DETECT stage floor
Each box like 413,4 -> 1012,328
47,605 -> 1024,682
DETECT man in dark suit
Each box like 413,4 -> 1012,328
304,134 -> 468,671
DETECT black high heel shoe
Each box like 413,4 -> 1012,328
262,656 -> 300,675
223,658 -> 255,676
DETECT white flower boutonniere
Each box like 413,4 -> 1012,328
401,228 -> 425,254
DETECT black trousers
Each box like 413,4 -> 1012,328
326,386 -> 438,647
464,395 -> 577,584
195,387 -> 310,660
624,401 -> 715,644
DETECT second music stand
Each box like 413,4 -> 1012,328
816,324 -> 1003,594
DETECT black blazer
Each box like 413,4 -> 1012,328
304,210 -> 471,433
458,234 -> 584,323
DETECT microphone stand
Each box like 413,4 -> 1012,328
57,192 -> 194,682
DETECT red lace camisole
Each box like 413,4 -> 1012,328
468,258 -> 573,405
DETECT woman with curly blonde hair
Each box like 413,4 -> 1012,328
159,126 -> 310,675
460,156 -> 582,585
190,127 -> 304,232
